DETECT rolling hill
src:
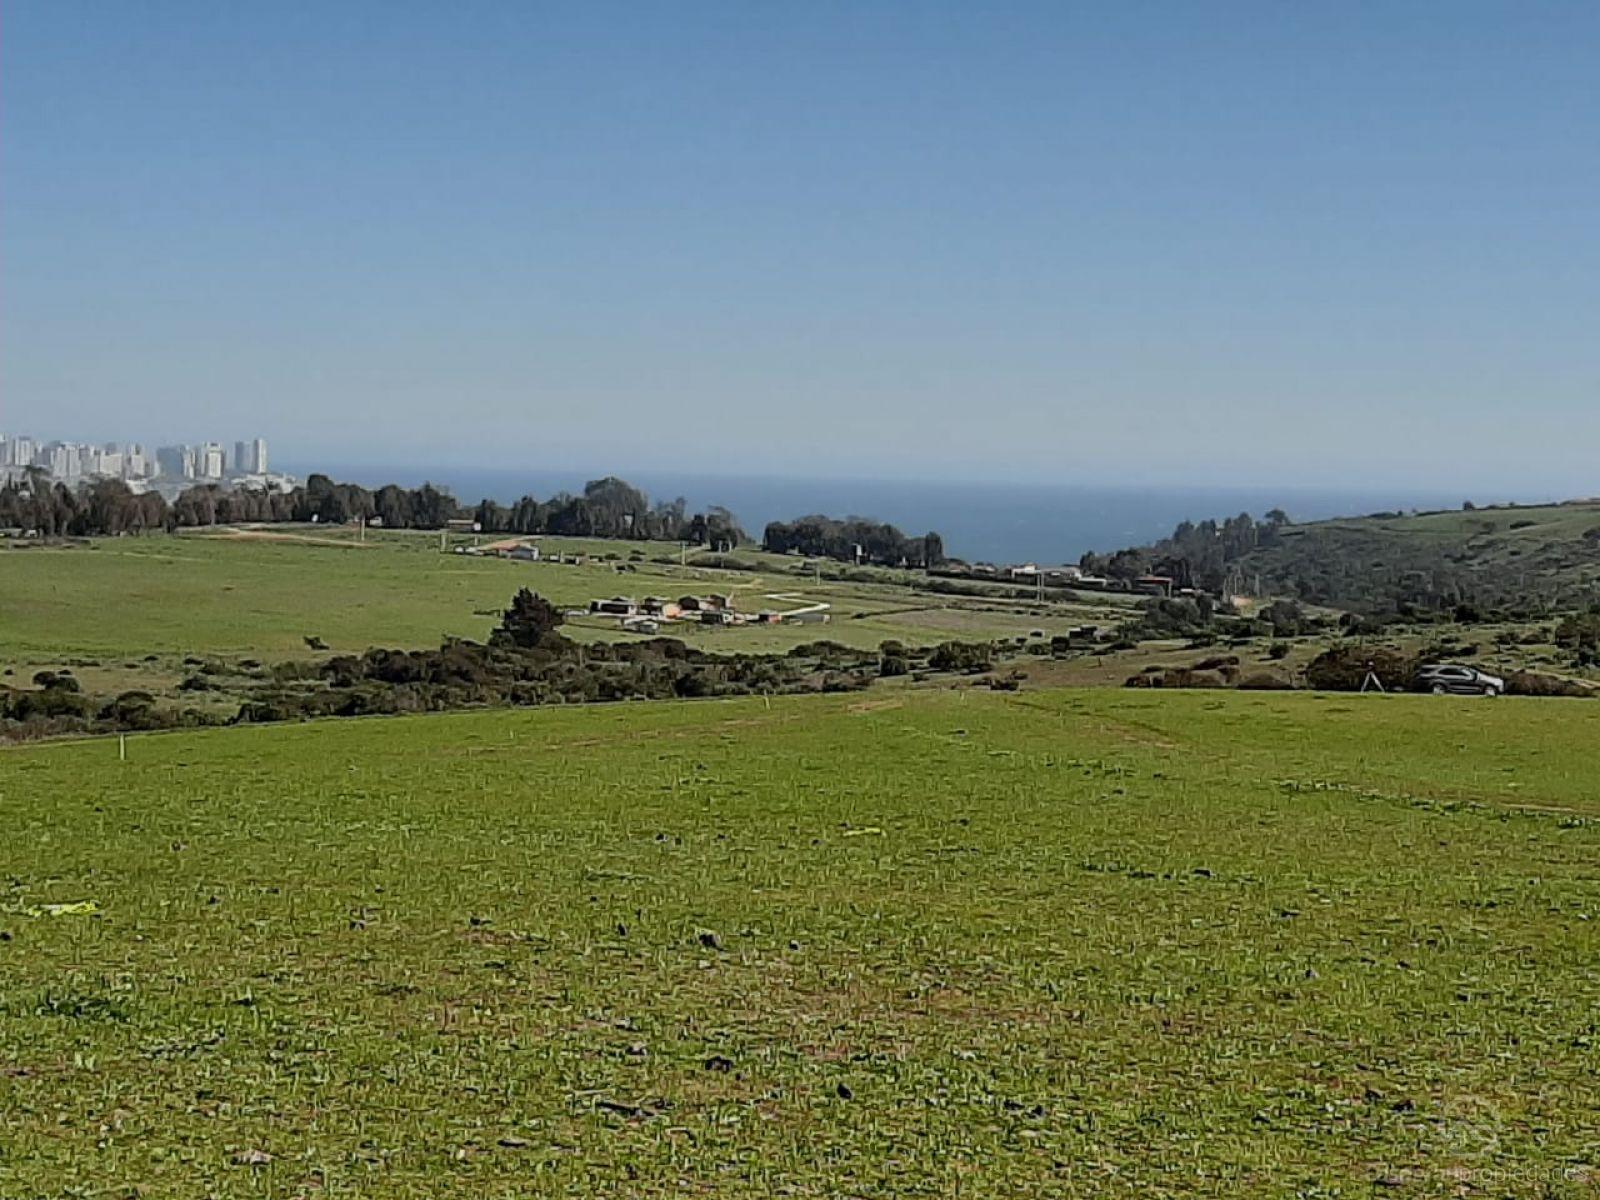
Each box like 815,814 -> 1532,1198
1116,500 -> 1600,615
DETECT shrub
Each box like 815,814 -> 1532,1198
3,685 -> 93,721
1504,671 -> 1596,698
1258,599 -> 1307,637
98,691 -> 170,730
929,641 -> 993,673
1554,613 -> 1600,653
1121,597 -> 1213,641
1125,668 -> 1229,689
490,589 -> 565,649
1304,645 -> 1421,692
789,640 -> 852,660
31,670 -> 80,693
1238,671 -> 1295,691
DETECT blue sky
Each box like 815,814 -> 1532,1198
3,2 -> 1597,488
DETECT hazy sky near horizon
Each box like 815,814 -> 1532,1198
3,2 -> 1597,489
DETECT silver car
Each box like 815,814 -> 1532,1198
1417,663 -> 1505,697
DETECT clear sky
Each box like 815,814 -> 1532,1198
3,2 -> 1597,489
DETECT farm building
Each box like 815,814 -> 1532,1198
589,596 -> 638,616
677,593 -> 735,613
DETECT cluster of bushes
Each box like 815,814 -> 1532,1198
237,592 -> 877,723
1304,645 -> 1421,692
1554,611 -> 1600,666
1503,671 -> 1596,698
1301,644 -> 1592,697
1125,665 -> 1233,690
1117,597 -> 1216,641
1,672 -> 218,741
247,624 -> 1004,725
928,641 -> 994,674
1124,654 -> 1298,691
1115,595 -> 1326,649
1124,640 -> 1593,697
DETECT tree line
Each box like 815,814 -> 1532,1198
1078,509 -> 1292,591
0,470 -> 747,545
762,515 -> 945,567
5,468 -> 955,571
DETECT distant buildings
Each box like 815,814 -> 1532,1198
155,444 -> 195,479
233,437 -> 267,474
198,442 -> 225,479
1,431 -> 291,497
581,588 -> 833,632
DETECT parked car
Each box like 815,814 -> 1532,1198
1417,663 -> 1505,697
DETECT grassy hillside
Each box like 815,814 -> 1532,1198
3,688 -> 1597,1195
1241,501 -> 1600,613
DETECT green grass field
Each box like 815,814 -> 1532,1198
4,688 -> 1597,1196
0,530 -> 1121,663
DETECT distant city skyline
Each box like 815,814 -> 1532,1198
1,430 -> 279,494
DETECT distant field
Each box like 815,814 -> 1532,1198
1309,501 -> 1600,540
0,529 -> 1123,663
3,688 -> 1597,1195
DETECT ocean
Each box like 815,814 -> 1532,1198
284,463 -> 1492,565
